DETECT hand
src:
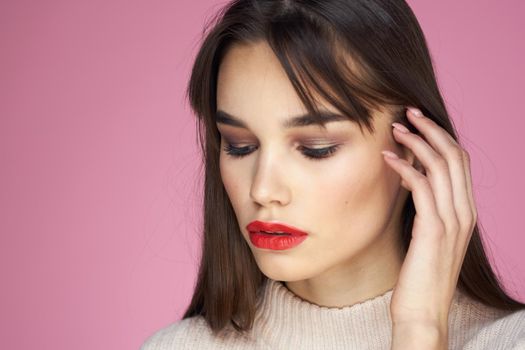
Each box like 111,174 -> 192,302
381,107 -> 477,347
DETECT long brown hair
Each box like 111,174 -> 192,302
182,0 -> 525,336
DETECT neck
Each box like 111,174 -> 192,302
283,228 -> 404,308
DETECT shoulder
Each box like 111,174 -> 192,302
140,316 -> 259,350
462,308 -> 525,350
140,316 -> 204,350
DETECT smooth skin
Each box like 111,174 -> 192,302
385,108 -> 476,349
218,41 -> 411,310
216,41 -> 475,349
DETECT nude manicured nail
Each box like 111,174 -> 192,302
392,122 -> 410,133
408,107 -> 423,117
381,150 -> 399,159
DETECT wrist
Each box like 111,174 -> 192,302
391,322 -> 447,350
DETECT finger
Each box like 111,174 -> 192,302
406,108 -> 474,234
461,148 -> 477,231
381,150 -> 443,228
391,122 -> 458,232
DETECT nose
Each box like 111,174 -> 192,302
249,147 -> 291,208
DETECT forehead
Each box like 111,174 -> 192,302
216,41 -> 395,136
217,42 -> 303,114
217,42 -> 345,126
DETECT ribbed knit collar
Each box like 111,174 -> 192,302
252,278 -> 465,349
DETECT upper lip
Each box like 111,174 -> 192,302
246,220 -> 308,236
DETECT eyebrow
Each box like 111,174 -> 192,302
215,109 -> 349,129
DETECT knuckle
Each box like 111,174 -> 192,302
425,148 -> 439,162
433,218 -> 447,235
414,173 -> 430,187
433,156 -> 448,172
462,149 -> 471,163
411,133 -> 425,145
447,147 -> 464,162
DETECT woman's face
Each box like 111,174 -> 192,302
216,41 -> 411,284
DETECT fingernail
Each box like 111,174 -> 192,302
392,122 -> 410,133
381,150 -> 399,159
408,107 -> 423,117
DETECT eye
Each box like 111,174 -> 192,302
222,143 -> 340,160
298,145 -> 340,160
222,144 -> 256,158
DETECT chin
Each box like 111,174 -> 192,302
254,256 -> 317,282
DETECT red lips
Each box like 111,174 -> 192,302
246,220 -> 308,236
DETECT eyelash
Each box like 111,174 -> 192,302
222,143 -> 340,160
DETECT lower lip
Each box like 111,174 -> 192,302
249,232 -> 307,250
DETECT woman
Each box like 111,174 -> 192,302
141,0 -> 525,349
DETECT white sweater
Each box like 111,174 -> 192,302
141,278 -> 525,349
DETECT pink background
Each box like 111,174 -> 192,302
1,1 -> 524,349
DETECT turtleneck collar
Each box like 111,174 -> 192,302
251,278 -> 470,349
252,278 -> 396,348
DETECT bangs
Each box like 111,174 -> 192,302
187,0 -> 409,159
264,7 -> 400,134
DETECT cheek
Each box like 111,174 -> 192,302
314,151 -> 399,229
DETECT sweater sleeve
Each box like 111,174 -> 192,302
461,309 -> 525,350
